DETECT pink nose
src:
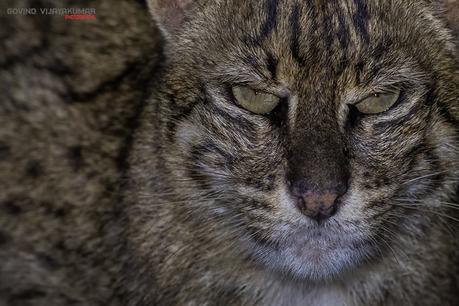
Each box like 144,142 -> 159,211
288,180 -> 347,223
296,191 -> 340,222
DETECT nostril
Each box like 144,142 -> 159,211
333,194 -> 344,206
318,201 -> 338,220
296,196 -> 307,213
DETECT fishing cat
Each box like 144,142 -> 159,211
0,0 -> 458,305
120,0 -> 459,305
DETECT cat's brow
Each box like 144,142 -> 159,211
366,63 -> 427,88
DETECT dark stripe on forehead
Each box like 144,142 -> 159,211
321,2 -> 333,50
250,0 -> 279,45
352,0 -> 370,44
335,6 -> 350,75
306,0 -> 319,60
289,3 -> 304,65
337,8 -> 349,51
266,51 -> 278,79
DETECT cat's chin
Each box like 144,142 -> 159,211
247,226 -> 373,282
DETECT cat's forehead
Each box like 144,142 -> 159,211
175,0 -> 434,86
185,0 -> 421,48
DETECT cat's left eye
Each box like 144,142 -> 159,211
354,91 -> 401,115
232,86 -> 280,115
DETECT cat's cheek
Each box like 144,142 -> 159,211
173,119 -> 205,152
338,173 -> 396,219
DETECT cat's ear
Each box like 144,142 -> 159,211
147,0 -> 195,39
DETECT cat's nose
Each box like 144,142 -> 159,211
288,180 -> 347,223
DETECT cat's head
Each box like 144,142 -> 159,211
145,0 -> 459,281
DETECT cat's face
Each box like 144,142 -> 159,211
150,0 -> 458,281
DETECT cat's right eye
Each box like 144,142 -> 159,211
232,86 -> 280,115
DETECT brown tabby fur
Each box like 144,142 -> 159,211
1,0 -> 458,305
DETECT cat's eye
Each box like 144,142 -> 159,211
232,86 -> 280,114
354,91 -> 401,115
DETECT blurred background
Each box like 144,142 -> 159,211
0,0 -> 160,233
0,1 -> 162,303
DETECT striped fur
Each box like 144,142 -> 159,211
122,0 -> 459,305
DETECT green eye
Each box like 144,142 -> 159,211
232,86 -> 280,114
355,91 -> 401,114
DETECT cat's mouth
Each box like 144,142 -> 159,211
246,224 -> 374,281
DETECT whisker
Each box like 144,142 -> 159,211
391,204 -> 459,224
400,170 -> 449,185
